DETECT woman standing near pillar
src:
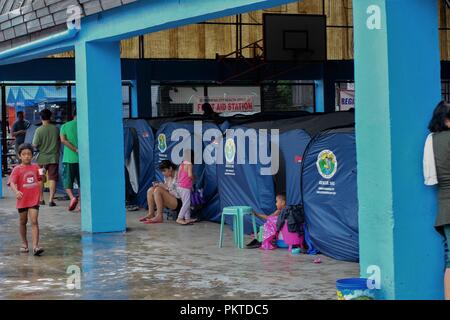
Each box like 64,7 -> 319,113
426,101 -> 450,300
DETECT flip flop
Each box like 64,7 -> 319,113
33,248 -> 44,256
177,221 -> 194,226
143,220 -> 163,224
68,197 -> 78,211
20,246 -> 29,253
139,217 -> 150,222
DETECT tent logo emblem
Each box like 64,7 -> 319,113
316,150 -> 337,179
158,134 -> 167,153
224,138 -> 236,163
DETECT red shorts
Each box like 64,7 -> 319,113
41,164 -> 59,181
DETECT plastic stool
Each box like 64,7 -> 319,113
280,221 -> 304,252
218,207 -> 240,248
236,206 -> 257,249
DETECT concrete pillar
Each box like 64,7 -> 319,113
75,41 -> 126,233
353,1 -> 444,299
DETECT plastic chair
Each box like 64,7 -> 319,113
218,206 -> 258,248
236,206 -> 257,249
218,207 -> 240,248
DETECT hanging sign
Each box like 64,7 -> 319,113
194,96 -> 254,114
339,90 -> 355,111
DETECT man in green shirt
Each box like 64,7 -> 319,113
32,109 -> 60,207
60,109 -> 80,211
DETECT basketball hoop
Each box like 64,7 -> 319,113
263,14 -> 326,62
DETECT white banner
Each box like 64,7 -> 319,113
194,96 -> 254,114
339,90 -> 355,111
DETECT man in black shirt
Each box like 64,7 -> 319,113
12,111 -> 30,154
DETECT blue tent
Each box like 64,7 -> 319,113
279,129 -> 313,205
6,87 -> 18,106
216,125 -> 277,233
123,119 -> 155,208
215,115 -> 324,233
35,86 -> 75,104
153,120 -> 222,220
301,128 -> 359,262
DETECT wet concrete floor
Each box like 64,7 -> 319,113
0,179 -> 358,300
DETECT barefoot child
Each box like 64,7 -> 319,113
176,150 -> 194,225
8,143 -> 45,256
246,193 -> 286,249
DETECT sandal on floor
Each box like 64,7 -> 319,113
177,220 -> 194,226
143,220 -> 163,224
139,216 -> 150,222
20,246 -> 29,253
33,247 -> 44,256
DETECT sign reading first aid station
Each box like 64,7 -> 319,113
194,96 -> 254,114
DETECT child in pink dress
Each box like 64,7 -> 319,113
253,193 -> 286,250
176,150 -> 194,225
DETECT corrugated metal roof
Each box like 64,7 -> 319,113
0,0 -> 137,52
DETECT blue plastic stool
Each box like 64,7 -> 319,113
236,206 -> 258,249
218,207 -> 240,248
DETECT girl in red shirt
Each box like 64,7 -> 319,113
8,143 -> 44,256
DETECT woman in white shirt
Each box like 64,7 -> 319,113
140,160 -> 182,224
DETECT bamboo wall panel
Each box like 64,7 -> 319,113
439,1 -> 450,61
144,29 -> 171,58
204,17 -> 235,59
325,0 -> 352,26
177,24 -> 206,59
48,51 -> 74,58
295,0 -> 323,14
120,37 -> 139,59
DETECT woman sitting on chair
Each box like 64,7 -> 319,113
140,160 -> 182,224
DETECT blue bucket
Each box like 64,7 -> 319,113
336,278 -> 375,300
276,239 -> 289,249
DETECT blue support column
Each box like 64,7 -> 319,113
75,41 -> 126,233
314,80 -> 325,113
353,1 -> 444,299
130,81 -> 138,118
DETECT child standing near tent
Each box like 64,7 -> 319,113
8,143 -> 45,256
246,193 -> 286,249
176,150 -> 194,225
